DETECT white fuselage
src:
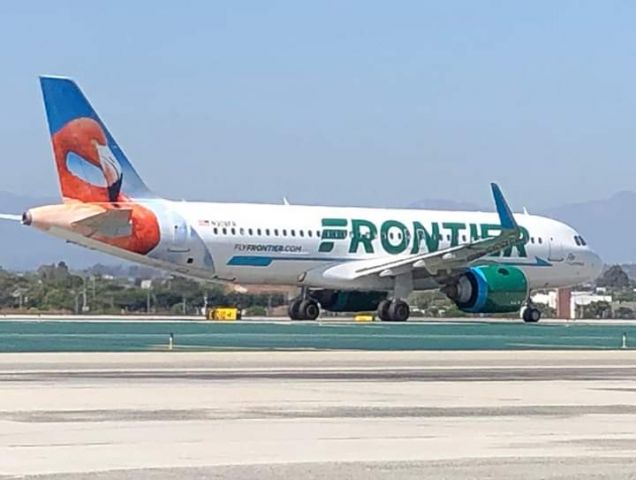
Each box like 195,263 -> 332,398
26,199 -> 602,293
153,200 -> 602,291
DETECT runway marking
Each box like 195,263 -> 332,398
2,364 -> 636,376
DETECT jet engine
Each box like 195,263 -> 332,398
443,265 -> 528,314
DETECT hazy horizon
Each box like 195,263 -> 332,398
1,2 -> 636,211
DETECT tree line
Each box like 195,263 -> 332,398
0,262 -> 286,315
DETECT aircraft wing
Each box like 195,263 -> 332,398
320,183 -> 521,281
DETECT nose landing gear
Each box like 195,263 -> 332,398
521,304 -> 541,323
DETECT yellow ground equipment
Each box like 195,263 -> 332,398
354,313 -> 375,322
206,307 -> 241,321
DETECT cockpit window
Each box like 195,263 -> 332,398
573,235 -> 588,246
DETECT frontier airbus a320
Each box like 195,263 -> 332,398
0,77 -> 603,322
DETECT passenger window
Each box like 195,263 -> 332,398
308,230 -> 312,237
291,229 -> 296,237
300,230 -> 304,237
462,235 -> 467,243
282,229 -> 287,236
222,228 -> 227,235
265,229 -> 270,236
248,228 -> 253,235
213,227 -> 218,235
317,230 -> 321,238
231,228 -> 236,235
538,237 -> 543,244
530,237 -> 535,244
239,228 -> 244,235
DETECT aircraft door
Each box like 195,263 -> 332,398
548,236 -> 564,262
167,212 -> 191,253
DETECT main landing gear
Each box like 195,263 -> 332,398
377,299 -> 410,322
288,297 -> 320,321
521,303 -> 541,323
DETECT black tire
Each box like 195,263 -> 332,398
377,299 -> 391,321
522,307 -> 541,323
288,299 -> 303,320
387,300 -> 410,322
300,299 -> 320,321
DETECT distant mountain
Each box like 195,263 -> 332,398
540,191 -> 636,264
0,191 -> 115,270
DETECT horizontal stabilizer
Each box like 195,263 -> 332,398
71,208 -> 132,238
0,213 -> 22,222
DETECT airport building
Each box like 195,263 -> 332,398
532,290 -> 613,319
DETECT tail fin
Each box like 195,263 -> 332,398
40,76 -> 154,203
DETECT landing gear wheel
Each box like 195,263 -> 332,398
387,299 -> 410,322
377,299 -> 391,321
288,299 -> 303,320
299,299 -> 320,321
378,299 -> 410,322
522,306 -> 541,323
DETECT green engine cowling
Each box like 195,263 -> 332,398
445,265 -> 528,314
311,289 -> 386,312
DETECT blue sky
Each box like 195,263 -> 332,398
1,1 -> 635,210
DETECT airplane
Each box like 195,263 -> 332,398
0,76 -> 603,322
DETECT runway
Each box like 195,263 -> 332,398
2,350 -> 636,478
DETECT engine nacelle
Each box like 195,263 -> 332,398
311,289 -> 386,312
444,265 -> 528,314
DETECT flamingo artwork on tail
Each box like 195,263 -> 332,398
43,80 -> 160,255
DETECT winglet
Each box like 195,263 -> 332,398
491,183 -> 518,230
